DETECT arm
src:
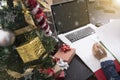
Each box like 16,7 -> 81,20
92,43 -> 120,80
101,59 -> 120,80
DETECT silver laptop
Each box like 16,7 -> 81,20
51,0 -> 97,45
51,0 -> 104,72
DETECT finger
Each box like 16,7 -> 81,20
93,43 -> 99,50
92,43 -> 97,54
93,43 -> 105,54
92,43 -> 100,55
97,44 -> 106,54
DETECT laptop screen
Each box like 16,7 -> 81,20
51,0 -> 90,34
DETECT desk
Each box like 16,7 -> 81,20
56,40 -> 93,80
65,55 -> 93,80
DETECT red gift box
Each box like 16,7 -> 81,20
54,48 -> 76,63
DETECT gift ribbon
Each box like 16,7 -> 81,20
20,0 -> 36,27
37,0 -> 50,10
57,58 -> 69,70
6,68 -> 34,79
14,0 -> 36,35
60,44 -> 71,52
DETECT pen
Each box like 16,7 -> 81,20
98,48 -> 104,55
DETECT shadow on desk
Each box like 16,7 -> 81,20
65,55 -> 96,80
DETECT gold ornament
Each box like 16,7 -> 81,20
20,1 -> 36,27
37,0 -> 50,9
16,37 -> 45,63
14,0 -> 36,36
6,68 -> 34,79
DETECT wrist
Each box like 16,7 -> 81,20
100,56 -> 112,63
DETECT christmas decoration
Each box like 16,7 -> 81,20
7,67 -> 34,79
57,58 -> 69,70
39,68 -> 54,77
0,0 -> 29,31
14,0 -> 36,35
54,48 -> 76,63
0,29 -> 15,47
38,58 -> 66,79
53,64 -> 62,76
24,0 -> 52,36
16,37 -> 45,63
37,0 -> 51,10
0,0 -> 57,80
55,70 -> 65,80
0,0 -> 7,9
60,44 -> 71,52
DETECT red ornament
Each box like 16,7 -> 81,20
46,68 -> 54,76
39,68 -> 55,77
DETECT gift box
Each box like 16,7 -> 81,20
16,37 -> 45,63
54,48 -> 76,63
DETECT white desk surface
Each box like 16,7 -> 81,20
96,20 -> 120,63
71,20 -> 120,72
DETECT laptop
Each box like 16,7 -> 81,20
51,0 -> 97,44
51,0 -> 114,72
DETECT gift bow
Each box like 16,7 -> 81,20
57,58 -> 69,70
20,1 -> 36,27
61,44 -> 71,52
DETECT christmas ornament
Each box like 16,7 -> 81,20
7,69 -> 23,79
13,0 -> 36,36
6,68 -> 33,79
24,0 -> 52,36
40,68 -> 54,77
20,0 -> 36,27
46,68 -> 54,77
0,29 -> 15,47
0,0 -> 7,9
16,37 -> 46,63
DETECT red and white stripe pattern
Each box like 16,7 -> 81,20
25,0 -> 52,36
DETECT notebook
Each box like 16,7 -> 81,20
51,0 -> 114,72
96,20 -> 120,63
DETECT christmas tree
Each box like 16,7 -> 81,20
0,0 -> 58,80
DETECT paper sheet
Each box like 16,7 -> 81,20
96,20 -> 120,63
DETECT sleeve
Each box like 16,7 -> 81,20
101,60 -> 120,80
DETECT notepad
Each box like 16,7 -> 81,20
96,20 -> 120,63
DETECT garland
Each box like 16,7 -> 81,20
25,0 -> 52,36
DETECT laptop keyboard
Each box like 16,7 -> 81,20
65,27 -> 95,43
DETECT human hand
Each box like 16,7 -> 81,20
92,43 -> 107,60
